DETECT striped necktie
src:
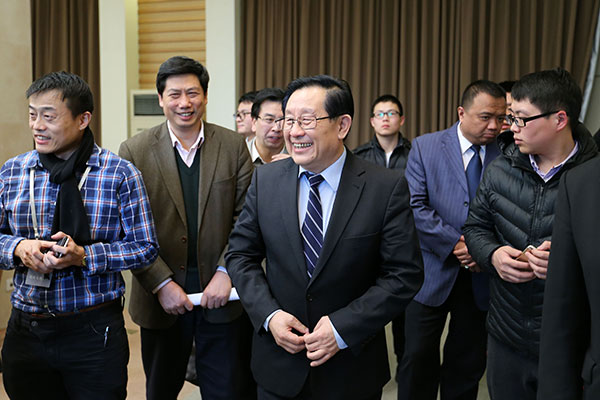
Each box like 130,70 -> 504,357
466,145 -> 482,200
301,172 -> 325,277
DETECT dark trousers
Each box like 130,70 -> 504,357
257,382 -> 382,400
141,308 -> 256,400
486,335 -> 538,400
392,311 -> 406,381
397,268 -> 487,400
2,301 -> 129,400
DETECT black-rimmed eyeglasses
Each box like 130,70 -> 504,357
504,111 -> 559,128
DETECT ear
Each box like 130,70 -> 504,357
251,118 -> 258,133
399,116 -> 406,127
370,117 -> 376,129
457,106 -> 465,122
158,93 -> 164,108
78,111 -> 92,130
555,110 -> 569,131
337,114 -> 352,140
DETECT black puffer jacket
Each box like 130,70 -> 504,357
353,134 -> 411,174
464,124 -> 597,359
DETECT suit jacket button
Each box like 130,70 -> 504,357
179,265 -> 185,271
464,201 -> 469,207
181,236 -> 187,243
306,294 -> 313,302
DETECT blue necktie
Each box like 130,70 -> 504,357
301,172 -> 325,277
466,145 -> 482,200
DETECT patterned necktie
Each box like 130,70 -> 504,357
301,172 -> 325,277
466,145 -> 482,200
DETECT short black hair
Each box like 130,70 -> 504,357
282,75 -> 354,119
238,91 -> 257,105
498,80 -> 516,93
371,94 -> 403,116
460,80 -> 506,110
511,68 -> 582,130
251,88 -> 285,119
26,71 -> 93,117
156,56 -> 209,95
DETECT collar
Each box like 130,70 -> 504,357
167,120 -> 204,150
28,144 -> 102,170
457,123 -> 486,155
529,141 -> 579,177
298,148 -> 347,192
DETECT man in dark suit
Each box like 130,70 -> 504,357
225,75 -> 424,400
119,56 -> 255,400
398,81 -> 506,400
538,155 -> 600,400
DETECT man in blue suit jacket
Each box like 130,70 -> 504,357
398,81 -> 506,400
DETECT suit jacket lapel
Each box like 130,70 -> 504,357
152,123 -> 187,226
442,123 -> 469,194
279,161 -> 309,282
308,153 -> 364,287
197,123 -> 219,227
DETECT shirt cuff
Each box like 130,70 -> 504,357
329,319 -> 348,349
263,309 -> 282,331
216,266 -> 228,275
152,278 -> 172,294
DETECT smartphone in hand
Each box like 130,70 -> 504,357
516,245 -> 536,262
55,236 -> 69,259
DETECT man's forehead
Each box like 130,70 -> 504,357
164,74 -> 203,91
238,101 -> 252,110
468,93 -> 506,112
29,90 -> 65,109
509,99 -> 539,115
374,101 -> 399,111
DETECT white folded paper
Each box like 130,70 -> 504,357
187,288 -> 240,306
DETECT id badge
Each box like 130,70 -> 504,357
25,270 -> 53,288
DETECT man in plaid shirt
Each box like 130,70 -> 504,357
0,71 -> 158,399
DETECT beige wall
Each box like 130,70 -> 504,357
0,0 -> 33,327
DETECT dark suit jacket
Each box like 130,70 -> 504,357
405,123 -> 499,310
119,121 -> 253,329
225,151 -> 424,398
538,155 -> 600,400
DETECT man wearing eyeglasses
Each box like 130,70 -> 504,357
226,75 -> 423,399
354,94 -> 411,173
236,91 -> 258,149
353,94 -> 411,386
249,88 -> 289,166
463,68 -> 597,400
399,80 -> 505,400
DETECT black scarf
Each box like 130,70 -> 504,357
39,128 -> 94,245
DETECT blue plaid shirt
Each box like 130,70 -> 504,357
0,145 -> 158,313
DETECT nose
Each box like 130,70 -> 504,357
179,93 -> 191,107
30,115 -> 45,131
488,117 -> 500,131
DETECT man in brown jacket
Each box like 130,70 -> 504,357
119,56 -> 254,400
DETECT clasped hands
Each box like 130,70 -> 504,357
491,240 -> 551,283
268,311 -> 339,367
14,232 -> 85,274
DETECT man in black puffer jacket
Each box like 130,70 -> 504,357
463,68 -> 597,400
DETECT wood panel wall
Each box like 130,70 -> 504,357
138,0 -> 206,89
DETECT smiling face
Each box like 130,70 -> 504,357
458,92 -> 506,146
370,101 -> 405,137
29,90 -> 90,160
284,86 -> 350,173
158,73 -> 207,137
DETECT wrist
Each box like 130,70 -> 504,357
78,246 -> 87,267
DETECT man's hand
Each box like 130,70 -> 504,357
200,270 -> 232,309
527,241 -> 551,280
304,316 -> 340,367
270,154 -> 291,162
491,246 -> 536,283
14,239 -> 55,273
268,311 -> 308,354
453,235 -> 480,272
453,235 -> 474,265
42,232 -> 86,270
157,281 -> 194,315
